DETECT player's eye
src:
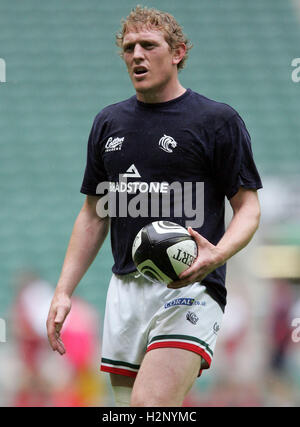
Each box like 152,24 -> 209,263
123,45 -> 134,53
143,43 -> 155,49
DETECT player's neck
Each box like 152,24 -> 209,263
136,81 -> 186,104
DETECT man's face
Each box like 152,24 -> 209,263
122,28 -> 178,99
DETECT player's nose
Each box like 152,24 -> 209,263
133,44 -> 145,61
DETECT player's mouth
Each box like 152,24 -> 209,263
133,66 -> 148,79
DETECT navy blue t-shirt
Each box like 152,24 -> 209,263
80,89 -> 262,310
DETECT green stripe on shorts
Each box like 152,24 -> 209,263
101,357 -> 140,370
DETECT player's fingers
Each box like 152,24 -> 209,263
169,260 -> 202,286
48,332 -> 62,353
47,327 -> 62,353
55,336 -> 66,355
179,262 -> 198,279
167,230 -> 212,288
53,307 -> 69,354
47,308 -> 67,355
178,253 -> 204,279
51,326 -> 65,355
177,229 -> 208,280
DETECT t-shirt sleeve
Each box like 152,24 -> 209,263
213,113 -> 262,199
80,115 -> 108,195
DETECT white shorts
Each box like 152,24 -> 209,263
100,273 -> 223,378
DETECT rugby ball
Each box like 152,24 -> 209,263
132,221 -> 197,284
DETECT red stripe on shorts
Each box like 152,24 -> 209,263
100,365 -> 138,377
146,341 -> 212,367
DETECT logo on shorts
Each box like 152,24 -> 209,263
213,322 -> 220,335
164,298 -> 206,310
186,311 -> 199,325
164,298 -> 195,309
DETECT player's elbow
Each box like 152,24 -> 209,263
244,199 -> 261,235
236,195 -> 261,235
243,191 -> 262,232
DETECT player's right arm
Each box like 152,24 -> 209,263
46,195 -> 109,355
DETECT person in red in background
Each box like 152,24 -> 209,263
11,272 -> 54,406
11,271 -> 107,406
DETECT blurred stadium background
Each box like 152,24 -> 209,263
0,0 -> 299,406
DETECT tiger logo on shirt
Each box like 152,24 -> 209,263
159,134 -> 177,153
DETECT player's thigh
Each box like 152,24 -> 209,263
131,347 -> 201,406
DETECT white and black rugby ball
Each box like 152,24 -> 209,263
132,221 -> 197,284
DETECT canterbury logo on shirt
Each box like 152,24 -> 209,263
105,136 -> 124,152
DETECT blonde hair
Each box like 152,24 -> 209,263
116,5 -> 193,70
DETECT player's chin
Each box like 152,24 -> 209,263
131,77 -> 153,90
133,82 -> 152,93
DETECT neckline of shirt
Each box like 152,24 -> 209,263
135,88 -> 191,109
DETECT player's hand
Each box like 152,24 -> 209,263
46,292 -> 71,355
167,227 -> 224,289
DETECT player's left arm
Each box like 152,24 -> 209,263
167,188 -> 261,288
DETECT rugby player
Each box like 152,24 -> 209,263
47,6 -> 262,407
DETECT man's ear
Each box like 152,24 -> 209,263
172,43 -> 186,66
